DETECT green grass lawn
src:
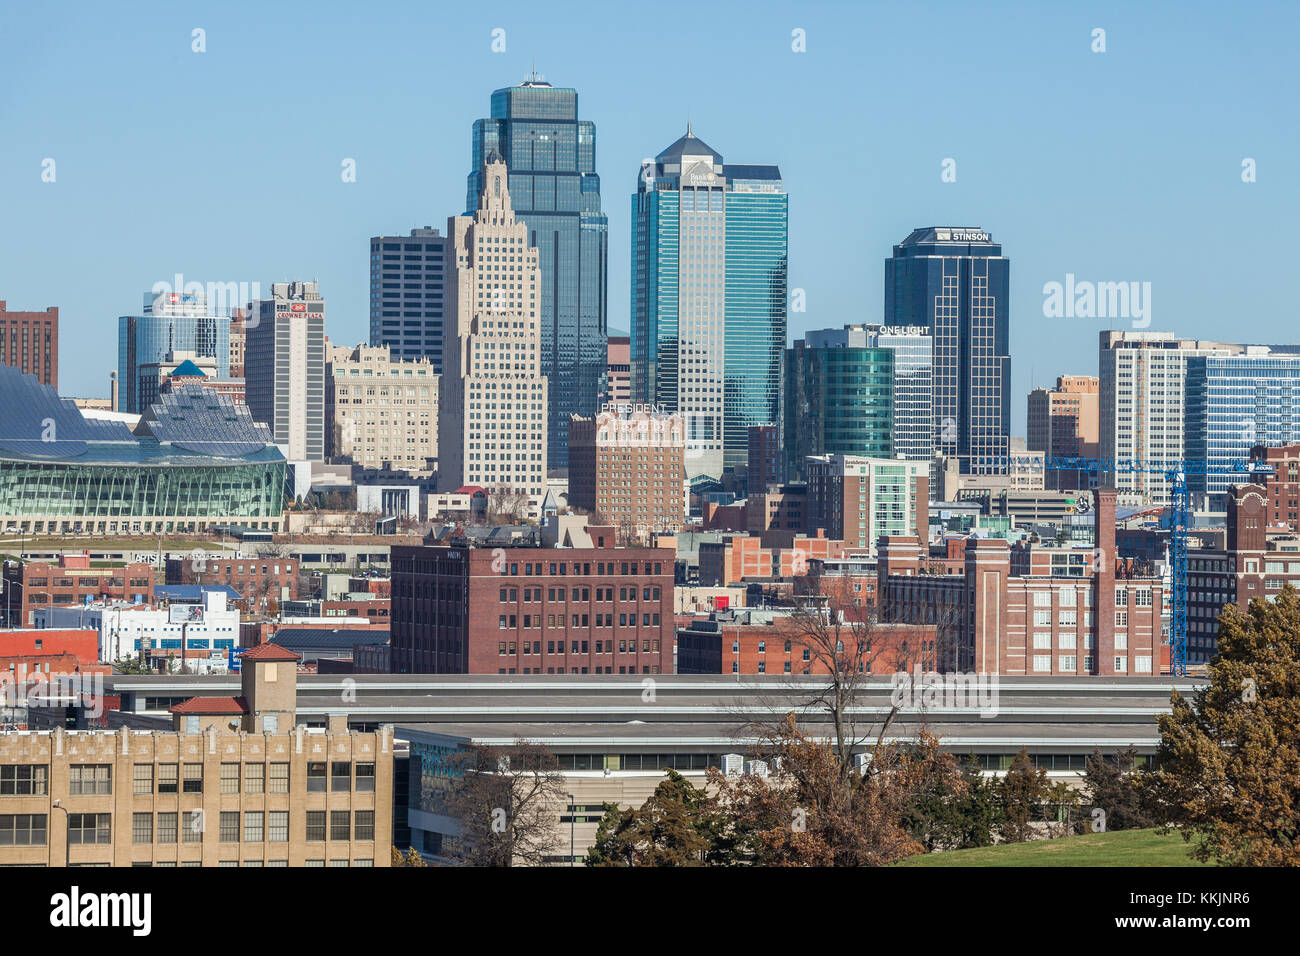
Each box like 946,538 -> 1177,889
895,828 -> 1211,867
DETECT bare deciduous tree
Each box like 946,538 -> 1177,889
441,740 -> 568,866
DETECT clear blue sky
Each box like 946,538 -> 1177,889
2,0 -> 1296,433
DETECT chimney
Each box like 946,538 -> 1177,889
1094,488 -> 1117,675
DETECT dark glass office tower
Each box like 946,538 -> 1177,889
466,78 -> 608,472
885,227 -> 1010,474
369,228 -> 448,371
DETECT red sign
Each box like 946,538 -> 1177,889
290,303 -> 306,312
714,595 -> 730,610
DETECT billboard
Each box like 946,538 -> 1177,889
168,604 -> 205,624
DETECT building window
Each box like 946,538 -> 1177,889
220,763 -> 240,794
182,763 -> 203,794
270,763 -> 289,794
132,764 -> 153,796
354,810 -> 375,841
1032,655 -> 1052,673
331,810 -> 351,841
0,765 -> 48,796
268,811 -> 289,843
133,813 -> 153,845
355,763 -> 376,792
244,811 -> 264,843
306,811 -> 327,842
69,765 -> 112,796
157,812 -> 178,844
307,763 -> 327,793
68,813 -> 112,845
0,813 -> 47,846
219,811 -> 240,843
244,763 -> 264,795
158,764 -> 179,794
183,810 -> 204,843
332,762 -> 351,792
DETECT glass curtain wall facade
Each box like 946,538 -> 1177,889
466,80 -> 608,472
1186,353 -> 1300,496
884,228 -> 1009,474
632,131 -> 787,480
118,296 -> 231,414
784,340 -> 894,482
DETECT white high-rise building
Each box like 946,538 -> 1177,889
1099,330 -> 1241,505
437,152 -> 548,498
246,281 -> 326,461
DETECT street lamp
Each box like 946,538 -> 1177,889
51,799 -> 70,868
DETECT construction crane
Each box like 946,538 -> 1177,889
992,455 -> 1263,676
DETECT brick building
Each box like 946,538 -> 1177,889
745,485 -> 807,534
0,300 -> 59,387
697,533 -> 847,588
164,554 -> 298,606
3,554 -> 154,628
747,424 -> 781,494
676,609 -> 937,676
390,542 -> 674,674
568,404 -> 686,537
0,645 -> 393,866
0,629 -> 107,687
1254,444 -> 1300,532
879,488 -> 1165,676
1186,482 -> 1300,664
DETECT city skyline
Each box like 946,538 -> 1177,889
2,1 -> 1296,438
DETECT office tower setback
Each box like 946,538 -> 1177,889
369,228 -> 449,370
0,300 -> 58,387
327,343 -> 438,477
632,128 -> 787,480
884,227 -> 1009,474
1026,375 -> 1100,489
118,291 -> 231,413
568,403 -> 686,535
467,78 -> 607,472
245,281 -> 326,462
1099,331 -> 1241,504
1185,349 -> 1300,497
438,152 -> 548,498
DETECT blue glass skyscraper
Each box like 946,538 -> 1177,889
117,291 -> 230,413
466,77 -> 607,472
1186,351 -> 1300,496
884,227 -> 1010,474
632,128 -> 787,479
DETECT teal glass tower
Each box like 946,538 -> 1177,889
784,336 -> 896,482
466,77 -> 608,472
631,128 -> 787,479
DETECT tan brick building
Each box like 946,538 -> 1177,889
326,342 -> 438,477
0,643 -> 392,866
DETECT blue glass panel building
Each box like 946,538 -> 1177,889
884,228 -> 1009,474
118,291 -> 231,414
0,366 -> 285,535
466,78 -> 608,471
1185,351 -> 1300,496
632,129 -> 787,479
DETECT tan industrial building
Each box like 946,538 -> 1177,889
0,642 -> 392,867
326,342 -> 438,477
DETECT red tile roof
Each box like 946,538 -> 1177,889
169,696 -> 248,715
240,642 -> 301,662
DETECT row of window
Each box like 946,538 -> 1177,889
0,761 -> 381,797
499,639 -> 662,655
498,613 -> 662,629
499,586 -> 662,602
